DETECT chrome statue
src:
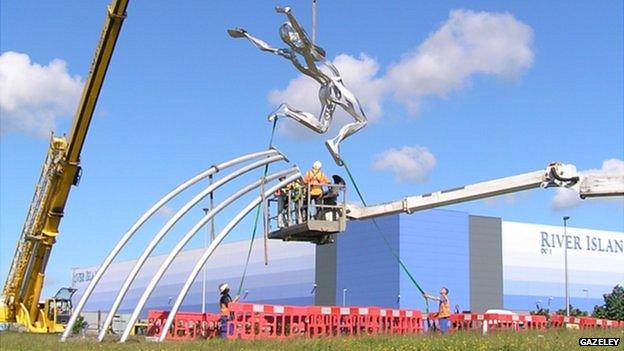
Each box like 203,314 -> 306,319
228,6 -> 367,166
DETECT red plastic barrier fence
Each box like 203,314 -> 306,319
482,313 -> 521,332
449,313 -> 484,332
521,315 -> 548,330
543,315 -> 624,329
549,314 -> 564,328
447,313 -> 548,333
146,310 -> 220,340
147,306 -> 623,341
229,304 -> 423,340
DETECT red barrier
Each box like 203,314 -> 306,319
146,310 -> 220,340
450,313 -> 484,332
227,303 -> 422,340
483,313 -> 521,332
549,315 -> 564,328
147,306 -> 622,341
564,316 -> 581,325
580,317 -> 597,329
522,315 -> 548,330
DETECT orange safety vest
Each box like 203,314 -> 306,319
303,169 -> 329,197
438,296 -> 451,318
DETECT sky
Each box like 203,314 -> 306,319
1,0 -> 622,298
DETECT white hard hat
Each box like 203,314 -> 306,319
313,161 -> 322,169
218,283 -> 229,294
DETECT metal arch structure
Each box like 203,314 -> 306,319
96,154 -> 287,340
119,166 -> 299,342
157,172 -> 303,342
61,149 -> 284,341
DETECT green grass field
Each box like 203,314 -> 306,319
1,329 -> 622,351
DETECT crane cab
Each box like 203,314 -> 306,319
267,175 -> 347,245
41,287 -> 76,332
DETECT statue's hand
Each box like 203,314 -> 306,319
227,27 -> 247,38
275,6 -> 291,14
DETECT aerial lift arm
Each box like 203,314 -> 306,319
346,163 -> 624,220
1,0 -> 129,332
268,162 -> 623,244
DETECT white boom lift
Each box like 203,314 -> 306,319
267,162 -> 624,243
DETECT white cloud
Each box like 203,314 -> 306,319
552,188 -> 582,210
268,9 -> 534,136
371,145 -> 436,183
552,158 -> 624,210
157,205 -> 175,218
0,51 -> 83,137
385,9 -> 534,112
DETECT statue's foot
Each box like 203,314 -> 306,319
325,139 -> 344,166
268,103 -> 289,122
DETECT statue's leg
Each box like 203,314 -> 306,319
324,82 -> 368,166
267,102 -> 332,134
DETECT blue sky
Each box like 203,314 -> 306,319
1,0 -> 622,297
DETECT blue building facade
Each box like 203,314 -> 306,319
328,211 -> 470,311
72,209 -> 623,314
335,214 -> 400,308
399,210 -> 470,312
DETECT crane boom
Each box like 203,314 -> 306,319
0,0 -> 129,333
346,162 -> 624,220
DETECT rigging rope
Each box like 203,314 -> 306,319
341,159 -> 430,314
237,118 -> 278,296
312,0 -> 317,46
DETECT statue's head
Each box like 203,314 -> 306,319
279,22 -> 304,49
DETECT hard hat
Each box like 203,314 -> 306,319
313,161 -> 322,170
218,283 -> 229,294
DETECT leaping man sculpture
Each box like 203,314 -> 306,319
228,6 -> 367,166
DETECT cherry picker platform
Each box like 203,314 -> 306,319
267,175 -> 346,245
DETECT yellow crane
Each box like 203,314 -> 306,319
0,0 -> 129,333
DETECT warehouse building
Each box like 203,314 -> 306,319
71,209 -> 623,315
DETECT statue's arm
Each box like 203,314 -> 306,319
275,7 -> 310,45
276,7 -> 327,60
228,27 -> 280,54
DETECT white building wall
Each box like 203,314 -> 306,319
502,221 -> 623,312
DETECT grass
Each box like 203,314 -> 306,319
0,329 -> 622,351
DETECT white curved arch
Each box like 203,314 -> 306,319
97,154 -> 286,341
119,166 -> 298,342
157,172 -> 302,342
62,149 -> 279,341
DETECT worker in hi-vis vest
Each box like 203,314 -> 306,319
424,287 -> 451,334
303,161 -> 330,218
218,283 -> 239,338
